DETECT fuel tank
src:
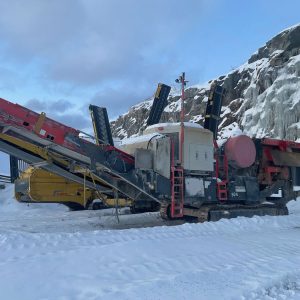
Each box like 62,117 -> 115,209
224,135 -> 256,168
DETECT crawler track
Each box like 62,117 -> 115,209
160,203 -> 289,222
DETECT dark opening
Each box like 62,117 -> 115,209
46,134 -> 55,141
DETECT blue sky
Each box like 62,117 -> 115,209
0,0 -> 299,173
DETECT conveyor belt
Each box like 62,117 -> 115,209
204,84 -> 225,139
0,140 -> 102,191
89,105 -> 114,146
147,83 -> 171,126
0,134 -> 161,204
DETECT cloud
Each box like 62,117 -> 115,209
0,0 -> 83,59
0,0 -> 213,128
24,98 -> 91,130
25,98 -> 72,113
0,0 -> 210,86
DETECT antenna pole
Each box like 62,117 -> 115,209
175,72 -> 188,165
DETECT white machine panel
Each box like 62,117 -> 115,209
188,143 -> 214,171
185,177 -> 205,197
134,122 -> 214,172
153,136 -> 171,179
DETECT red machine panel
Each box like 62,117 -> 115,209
0,97 -> 134,165
0,98 -> 79,146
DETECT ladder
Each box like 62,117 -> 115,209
216,154 -> 228,201
170,166 -> 184,218
217,182 -> 228,201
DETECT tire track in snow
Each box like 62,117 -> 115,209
1,223 -> 300,300
0,214 -> 300,269
0,192 -> 299,300
1,213 -> 299,252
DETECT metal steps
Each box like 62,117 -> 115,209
216,154 -> 228,201
170,166 -> 184,218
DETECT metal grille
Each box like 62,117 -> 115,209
10,156 -> 29,183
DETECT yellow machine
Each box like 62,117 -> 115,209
15,167 -> 132,210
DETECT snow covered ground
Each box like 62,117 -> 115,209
1,184 -> 300,300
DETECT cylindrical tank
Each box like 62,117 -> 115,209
224,135 -> 256,168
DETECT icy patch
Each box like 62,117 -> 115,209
241,52 -> 300,141
244,273 -> 300,300
164,98 -> 181,112
219,122 -> 243,139
220,106 -> 231,118
190,114 -> 203,123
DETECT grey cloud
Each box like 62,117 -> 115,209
25,98 -> 72,113
0,0 -> 213,125
25,98 -> 46,111
0,0 -> 210,86
48,100 -> 72,112
0,0 -> 83,59
25,98 -> 91,130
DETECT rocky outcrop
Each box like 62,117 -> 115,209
111,24 -> 300,141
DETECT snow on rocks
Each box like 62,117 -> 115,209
111,24 -> 300,142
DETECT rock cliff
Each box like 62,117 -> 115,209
111,24 -> 300,142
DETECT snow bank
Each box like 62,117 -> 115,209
0,184 -> 300,299
0,183 -> 67,213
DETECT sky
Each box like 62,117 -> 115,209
0,0 -> 300,173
